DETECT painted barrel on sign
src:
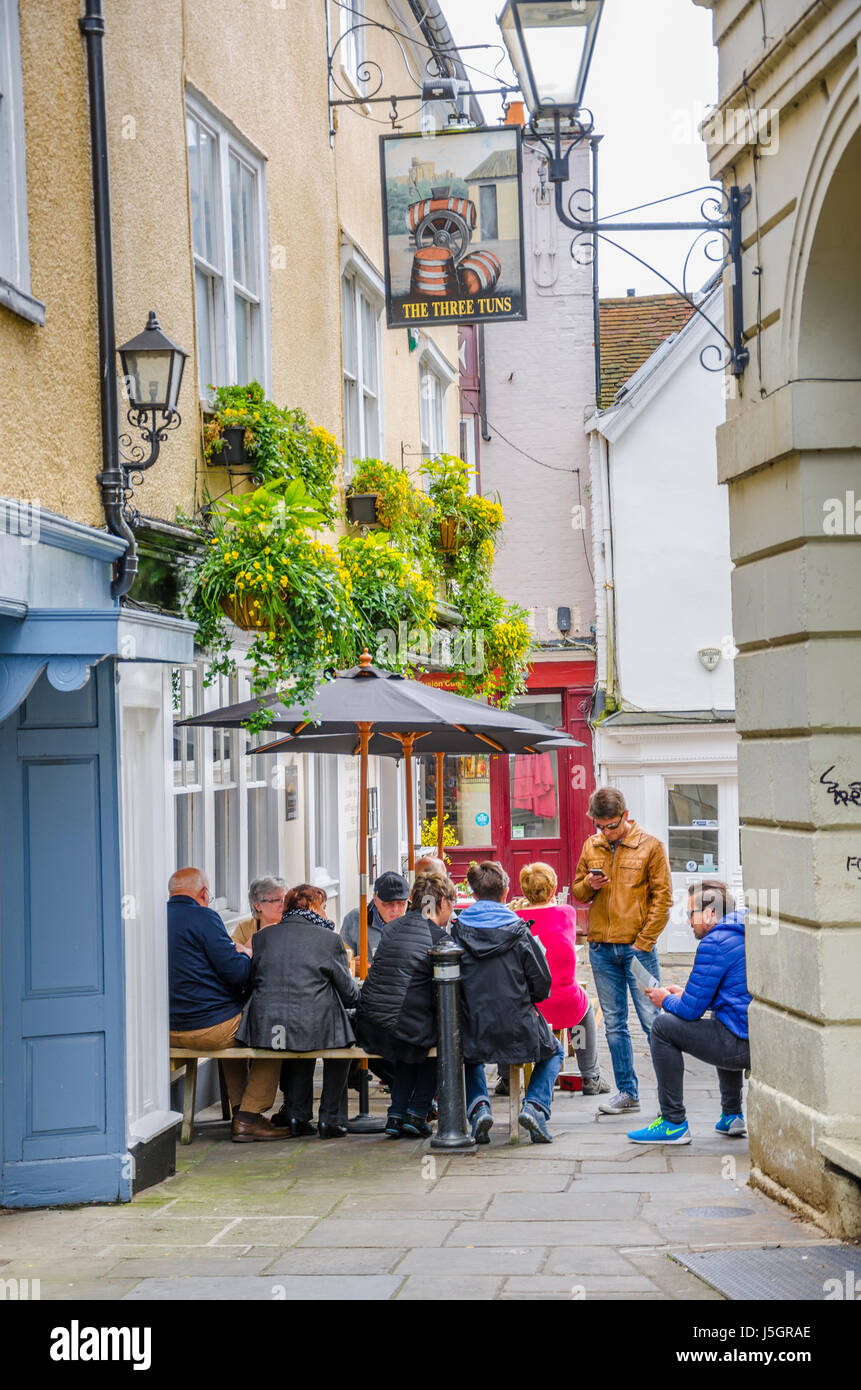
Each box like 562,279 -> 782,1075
406,196 -> 477,237
459,250 -> 503,297
410,246 -> 459,298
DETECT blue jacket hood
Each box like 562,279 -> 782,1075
718,910 -> 747,935
457,899 -> 522,930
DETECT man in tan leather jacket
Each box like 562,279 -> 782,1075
572,787 -> 673,1115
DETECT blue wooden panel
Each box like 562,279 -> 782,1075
24,758 -> 103,995
20,674 -> 97,729
27,1033 -> 105,1135
0,661 -> 129,1207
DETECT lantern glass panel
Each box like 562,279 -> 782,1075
123,349 -> 173,409
499,1 -> 602,113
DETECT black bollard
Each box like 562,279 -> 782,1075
429,937 -> 476,1153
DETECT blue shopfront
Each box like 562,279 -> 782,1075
0,502 -> 193,1207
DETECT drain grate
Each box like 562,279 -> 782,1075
670,1244 -> 861,1300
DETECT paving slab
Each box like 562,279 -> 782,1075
446,1220 -> 665,1246
432,1174 -> 571,1195
38,1281 -> 142,1301
394,1245 -> 545,1275
298,1218 -> 456,1247
395,1275 -> 502,1300
543,1246 -> 647,1275
485,1192 -> 641,1222
263,1247 -> 406,1276
123,1275 -> 401,1300
106,1256 -> 276,1278
503,1274 -> 657,1294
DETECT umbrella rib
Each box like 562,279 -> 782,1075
453,723 -> 506,753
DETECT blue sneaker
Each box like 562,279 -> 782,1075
715,1112 -> 746,1137
628,1116 -> 691,1144
518,1101 -> 553,1144
470,1102 -> 493,1145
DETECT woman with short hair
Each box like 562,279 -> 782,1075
355,871 -> 457,1138
513,861 -> 608,1097
237,882 -> 358,1139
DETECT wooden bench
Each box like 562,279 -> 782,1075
170,1046 -> 435,1145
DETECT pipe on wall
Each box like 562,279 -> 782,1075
79,0 -> 137,598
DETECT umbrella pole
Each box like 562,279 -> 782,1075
403,734 -> 416,873
349,718 -> 385,1134
436,751 -> 445,861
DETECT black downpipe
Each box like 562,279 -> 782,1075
477,324 -> 490,442
590,136 -> 603,407
79,0 -> 136,598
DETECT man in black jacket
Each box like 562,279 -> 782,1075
451,861 -> 564,1144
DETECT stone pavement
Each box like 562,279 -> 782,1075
0,959 -> 831,1301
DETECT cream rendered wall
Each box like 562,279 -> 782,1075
331,0 -> 460,473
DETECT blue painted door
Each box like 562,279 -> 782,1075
0,662 -> 129,1207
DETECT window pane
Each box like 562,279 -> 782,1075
342,277 -> 357,375
344,377 -> 359,466
235,292 -> 249,384
362,389 -> 378,458
667,828 -> 720,875
187,115 -> 217,264
247,785 -> 271,883
230,155 -> 258,294
360,294 -> 378,392
667,784 -> 719,827
510,752 -> 559,839
420,754 -> 492,850
175,792 -> 200,870
194,266 -> 215,394
214,790 -> 233,901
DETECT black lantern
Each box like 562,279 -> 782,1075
118,310 -> 187,415
116,311 -> 188,476
498,1 -> 604,117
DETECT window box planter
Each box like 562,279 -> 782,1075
346,492 -> 382,528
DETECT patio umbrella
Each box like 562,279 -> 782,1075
178,652 -> 582,1129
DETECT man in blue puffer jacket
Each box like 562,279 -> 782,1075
627,881 -> 751,1145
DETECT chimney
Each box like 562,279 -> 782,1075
505,101 -> 526,127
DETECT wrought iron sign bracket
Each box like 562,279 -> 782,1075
118,406 -> 182,524
528,112 -> 753,378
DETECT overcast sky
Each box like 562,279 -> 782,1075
441,0 -> 720,297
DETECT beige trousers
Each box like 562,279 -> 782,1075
169,1013 -> 281,1115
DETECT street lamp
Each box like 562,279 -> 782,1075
498,0 -> 751,378
116,311 -> 188,473
497,1 -> 604,117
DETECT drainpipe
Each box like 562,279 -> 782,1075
590,135 -> 603,407
79,0 -> 136,598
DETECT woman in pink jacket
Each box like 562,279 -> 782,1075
513,862 -> 609,1096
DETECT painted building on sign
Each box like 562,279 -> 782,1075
0,0 -> 470,1207
586,283 -> 740,955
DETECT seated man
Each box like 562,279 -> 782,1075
451,860 -> 564,1145
340,871 -> 410,962
167,867 -> 287,1143
628,880 -> 752,1145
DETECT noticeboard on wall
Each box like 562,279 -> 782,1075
380,125 -> 526,329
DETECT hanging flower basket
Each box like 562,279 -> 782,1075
346,492 -> 382,528
438,515 -> 463,553
217,425 -> 252,469
220,593 -> 270,631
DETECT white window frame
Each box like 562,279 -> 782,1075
186,89 -> 271,399
338,0 -> 367,98
168,659 -> 286,926
419,338 -> 456,464
306,754 -> 344,919
341,239 -> 385,476
0,0 -> 42,324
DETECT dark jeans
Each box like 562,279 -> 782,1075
280,1058 -> 351,1125
650,1011 -> 750,1124
388,1058 -> 438,1121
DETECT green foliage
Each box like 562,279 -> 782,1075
203,383 -> 339,521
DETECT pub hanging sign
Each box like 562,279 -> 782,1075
380,125 -> 527,329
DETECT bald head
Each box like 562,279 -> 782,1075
169,867 -> 209,905
414,856 -> 446,880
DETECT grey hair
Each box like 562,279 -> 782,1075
248,876 -> 287,918
689,880 -> 734,918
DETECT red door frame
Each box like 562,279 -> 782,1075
439,660 -> 596,893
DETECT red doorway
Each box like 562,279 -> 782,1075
417,660 -> 595,894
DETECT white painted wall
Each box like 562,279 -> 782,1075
478,138 -> 596,641
596,296 -> 735,711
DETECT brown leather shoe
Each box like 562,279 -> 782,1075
231,1110 -> 291,1142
